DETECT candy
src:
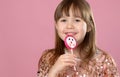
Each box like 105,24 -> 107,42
64,35 -> 77,71
64,35 -> 77,50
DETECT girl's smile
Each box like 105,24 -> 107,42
64,32 -> 77,36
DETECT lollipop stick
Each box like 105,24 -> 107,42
70,49 -> 76,71
70,49 -> 73,54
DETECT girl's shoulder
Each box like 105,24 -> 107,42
38,49 -> 54,71
89,48 -> 120,76
92,48 -> 116,64
38,49 -> 55,68
38,49 -> 55,62
91,48 -> 118,70
41,49 -> 55,58
37,49 -> 55,77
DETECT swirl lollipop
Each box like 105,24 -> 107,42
64,35 -> 77,54
64,35 -> 77,71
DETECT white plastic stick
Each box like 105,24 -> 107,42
71,49 -> 76,71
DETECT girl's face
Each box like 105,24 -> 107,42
55,9 -> 87,45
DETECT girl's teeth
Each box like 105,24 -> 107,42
66,32 -> 76,35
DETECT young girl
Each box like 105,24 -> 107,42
37,0 -> 119,77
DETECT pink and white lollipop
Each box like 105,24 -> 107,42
64,35 -> 77,54
64,35 -> 78,71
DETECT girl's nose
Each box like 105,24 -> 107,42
66,22 -> 74,29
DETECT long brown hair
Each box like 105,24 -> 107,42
50,0 -> 96,65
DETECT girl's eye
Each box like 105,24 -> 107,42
75,19 -> 81,22
60,19 -> 67,22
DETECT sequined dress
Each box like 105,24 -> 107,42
37,49 -> 119,77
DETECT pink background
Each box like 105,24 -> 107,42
0,0 -> 120,77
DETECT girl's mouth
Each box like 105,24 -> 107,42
65,32 -> 77,36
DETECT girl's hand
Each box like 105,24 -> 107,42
48,53 -> 77,77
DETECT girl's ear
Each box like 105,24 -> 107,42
87,25 -> 92,32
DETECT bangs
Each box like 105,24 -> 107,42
54,1 -> 82,22
63,4 -> 82,17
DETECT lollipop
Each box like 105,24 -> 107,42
64,35 -> 77,71
64,35 -> 77,54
